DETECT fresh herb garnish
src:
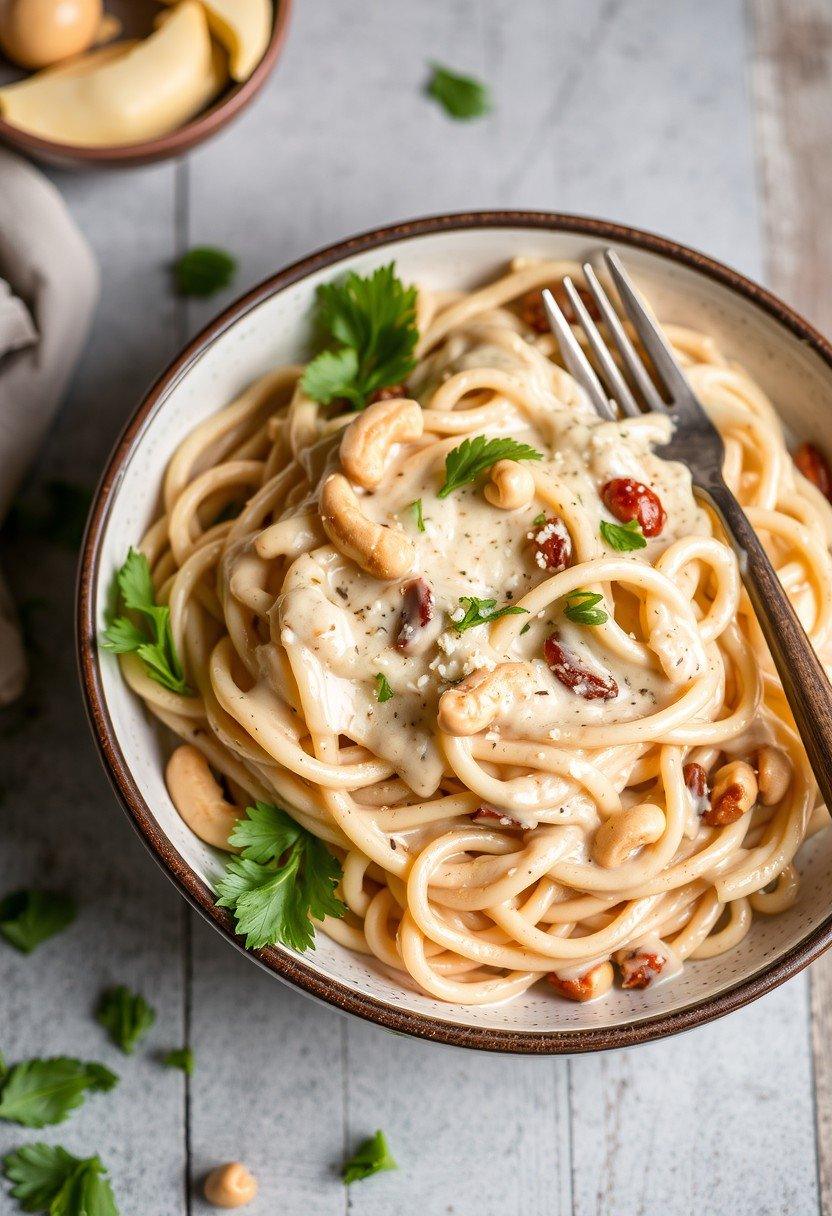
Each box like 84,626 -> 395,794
216,802 -> 346,952
531,512 -> 547,527
100,549 -> 191,695
3,481 -> 92,550
520,621 -> 531,635
0,891 -> 75,954
161,1049 -> 193,1076
599,519 -> 647,552
563,590 -> 608,626
96,987 -> 155,1055
426,63 -> 491,120
2,1143 -> 119,1215
341,1130 -> 398,1185
174,246 -> 236,297
438,436 -> 543,498
0,1058 -> 117,1128
301,264 -> 418,410
453,596 -> 528,634
374,673 -> 394,702
409,499 -> 426,532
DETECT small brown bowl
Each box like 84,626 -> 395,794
0,0 -> 291,169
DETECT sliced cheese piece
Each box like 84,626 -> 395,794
0,2 -> 229,147
159,0 -> 272,81
0,40 -> 137,92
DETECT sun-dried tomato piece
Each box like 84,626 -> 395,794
547,964 -> 610,1003
619,950 -> 666,990
543,633 -> 618,701
683,761 -> 711,818
529,515 -> 572,572
395,577 -> 435,654
601,478 -> 666,537
701,783 -> 745,827
517,281 -> 600,333
471,806 -> 523,828
794,442 -> 832,501
369,384 -> 407,404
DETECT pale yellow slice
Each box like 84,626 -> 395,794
0,1 -> 229,147
159,0 -> 272,81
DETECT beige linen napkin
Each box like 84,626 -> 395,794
0,147 -> 99,704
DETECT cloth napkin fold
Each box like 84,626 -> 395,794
0,147 -> 99,705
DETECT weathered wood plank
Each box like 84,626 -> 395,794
751,2 -> 832,1211
343,1022 -> 572,1216
571,984 -> 818,1216
188,919 -> 344,1216
0,163 -> 187,1213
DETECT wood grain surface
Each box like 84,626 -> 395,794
0,1 -> 826,1213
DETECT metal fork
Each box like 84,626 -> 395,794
542,249 -> 832,810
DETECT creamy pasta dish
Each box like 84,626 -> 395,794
103,257 -> 832,1008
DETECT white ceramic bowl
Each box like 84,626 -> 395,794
78,212 -> 832,1053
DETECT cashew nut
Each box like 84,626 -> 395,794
203,1162 -> 258,1209
437,663 -> 534,736
483,459 -> 536,510
165,745 -> 241,850
320,473 -> 414,580
704,759 -> 758,826
756,745 -> 791,805
340,397 -> 423,489
548,961 -> 614,1002
591,803 -> 666,868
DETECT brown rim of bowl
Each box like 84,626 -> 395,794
78,209 -> 832,1054
0,0 -> 292,168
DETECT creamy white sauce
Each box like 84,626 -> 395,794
276,343 -> 712,798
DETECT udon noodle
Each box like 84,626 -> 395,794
112,257 -> 832,1006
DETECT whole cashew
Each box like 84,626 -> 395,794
437,663 -> 534,736
704,759 -> 758,826
203,1162 -> 258,1209
165,745 -> 241,850
756,745 -> 791,805
340,397 -> 423,489
320,473 -> 414,580
483,459 -> 536,510
547,961 -> 614,1002
591,803 -> 666,868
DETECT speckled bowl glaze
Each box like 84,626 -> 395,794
78,212 -> 832,1052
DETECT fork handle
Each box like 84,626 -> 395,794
704,478 -> 832,810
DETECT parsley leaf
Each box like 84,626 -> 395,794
96,986 -> 155,1055
426,63 -> 491,120
409,499 -> 425,532
0,1059 -> 117,1128
453,596 -> 528,634
301,264 -> 418,409
342,1130 -> 398,1185
531,511 -> 547,526
0,891 -> 75,954
563,590 -> 608,626
2,1143 -> 119,1215
174,246 -> 236,297
599,518 -> 647,552
3,481 -> 92,550
374,673 -> 394,702
438,436 -> 543,498
216,803 -> 347,952
100,549 -> 191,695
228,801 -> 301,865
161,1049 -> 193,1076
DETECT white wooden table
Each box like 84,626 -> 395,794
1,2 -> 829,1212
